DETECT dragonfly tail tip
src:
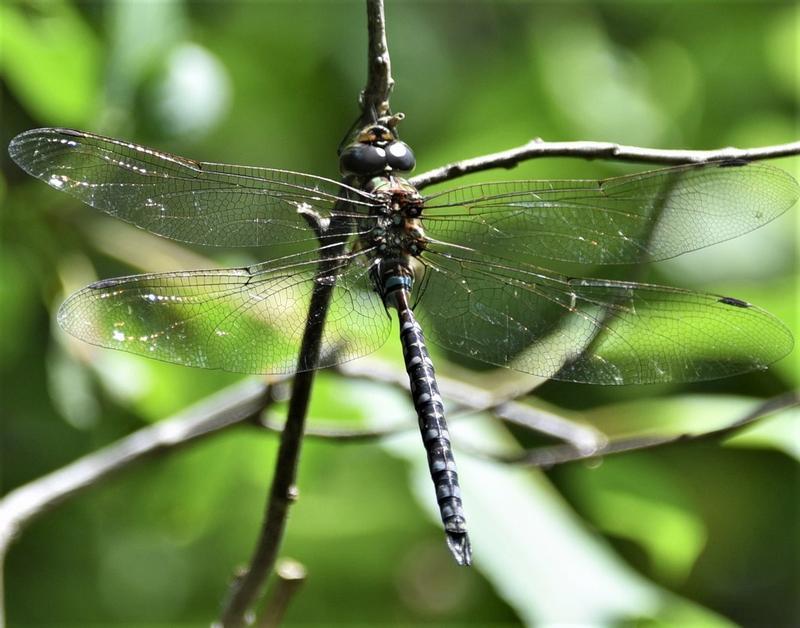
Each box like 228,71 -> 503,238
446,532 -> 472,566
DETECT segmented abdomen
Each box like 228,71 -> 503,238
397,304 -> 468,537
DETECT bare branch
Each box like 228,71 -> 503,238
0,378 -> 272,621
0,379 -> 271,552
0,353 -> 790,624
360,0 -> 394,119
263,402 -> 606,461
217,4 -> 396,617
337,359 -> 605,451
324,363 -> 797,469
410,138 -> 800,189
219,367 -> 319,627
260,413 -> 411,442
500,391 -> 799,467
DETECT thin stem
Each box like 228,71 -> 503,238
219,269 -> 338,626
220,1 -> 394,621
255,559 -> 307,628
410,138 -> 800,189
361,0 -> 393,120
504,391 -> 799,467
0,373 -> 790,625
0,378 -> 272,624
0,379 -> 271,552
337,358 -> 604,449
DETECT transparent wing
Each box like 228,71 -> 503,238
9,128 -> 378,248
415,248 -> 793,384
422,161 -> 799,264
58,250 -> 390,374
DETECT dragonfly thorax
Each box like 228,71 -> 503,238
356,175 -> 427,304
369,213 -> 426,257
363,176 -> 427,259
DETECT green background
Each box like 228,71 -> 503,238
1,1 -> 797,626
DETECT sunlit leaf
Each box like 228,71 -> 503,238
376,409 -> 730,624
728,406 -> 800,462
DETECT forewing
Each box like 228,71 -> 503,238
423,161 -> 799,264
58,252 -> 390,374
9,128 -> 377,248
415,249 -> 793,384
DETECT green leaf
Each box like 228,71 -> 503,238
377,408 -> 731,624
0,2 -> 100,125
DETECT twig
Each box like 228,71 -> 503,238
0,368 -> 790,625
218,177 -> 345,625
262,381 -> 796,470
0,378 -> 272,623
410,138 -> 800,189
1,366 -> 787,570
260,413 -> 411,442
219,2 -> 396,622
218,367 -> 321,627
502,391 -> 799,467
360,0 -> 394,120
219,226 -> 346,625
255,559 -> 307,628
337,359 -> 605,451
262,404 -> 606,459
0,379 -> 270,551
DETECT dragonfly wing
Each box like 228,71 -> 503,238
423,161 -> 799,264
415,249 -> 793,384
58,251 -> 390,374
9,128 -> 377,248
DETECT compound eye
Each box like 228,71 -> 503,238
385,141 -> 415,172
339,144 -> 388,176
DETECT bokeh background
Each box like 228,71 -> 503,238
1,1 -> 797,626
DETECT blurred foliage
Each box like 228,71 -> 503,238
1,1 -> 797,626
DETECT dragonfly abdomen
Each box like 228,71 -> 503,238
391,285 -> 472,566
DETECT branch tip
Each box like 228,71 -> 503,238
411,139 -> 800,189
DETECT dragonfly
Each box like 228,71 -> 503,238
8,119 -> 796,566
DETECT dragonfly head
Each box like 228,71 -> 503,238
339,122 -> 416,177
